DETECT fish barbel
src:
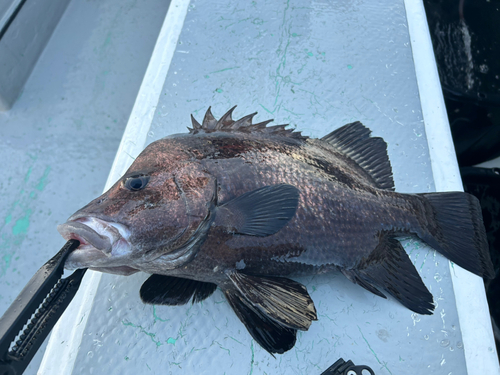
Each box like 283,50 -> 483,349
58,106 -> 494,353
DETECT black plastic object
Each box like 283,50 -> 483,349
446,99 -> 500,166
461,167 -> 500,352
0,0 -> 28,41
424,0 -> 500,105
320,358 -> 375,375
0,240 -> 86,375
423,0 -> 500,166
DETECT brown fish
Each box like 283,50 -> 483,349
58,106 -> 494,354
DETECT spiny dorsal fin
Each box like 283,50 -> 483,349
203,107 -> 218,130
189,106 -> 308,140
321,122 -> 395,190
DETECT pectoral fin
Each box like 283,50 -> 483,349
215,184 -> 299,237
227,271 -> 317,330
140,274 -> 217,305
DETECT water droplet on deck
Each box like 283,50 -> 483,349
411,313 -> 421,325
434,273 -> 442,282
457,342 -> 463,349
148,131 -> 154,138
87,351 -> 94,358
424,335 -> 429,340
440,339 -> 450,347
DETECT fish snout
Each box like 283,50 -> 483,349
57,217 -> 132,269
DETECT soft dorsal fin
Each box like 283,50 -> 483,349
227,271 -> 317,330
321,122 -> 395,190
140,274 -> 217,305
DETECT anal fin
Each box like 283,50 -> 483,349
140,274 -> 217,305
345,232 -> 434,315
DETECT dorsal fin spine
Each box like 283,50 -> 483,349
191,106 -> 308,140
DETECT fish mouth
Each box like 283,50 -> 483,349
57,217 -> 137,275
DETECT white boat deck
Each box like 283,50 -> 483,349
1,0 -> 498,374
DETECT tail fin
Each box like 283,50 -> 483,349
417,192 -> 494,279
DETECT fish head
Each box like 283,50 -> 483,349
58,138 -> 216,275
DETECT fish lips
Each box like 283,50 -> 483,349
58,220 -> 112,253
57,216 -> 134,273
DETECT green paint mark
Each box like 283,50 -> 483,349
307,52 -> 313,57
204,75 -> 210,79
24,167 -> 33,183
29,191 -> 35,199
122,321 -> 162,347
12,209 -> 32,235
249,340 -> 254,375
258,103 -> 274,114
153,305 -> 169,322
213,340 -> 230,355
252,18 -> 263,25
358,326 -> 393,374
292,33 -> 298,37
283,107 -> 303,117
108,307 -> 113,312
420,251 -> 429,271
167,337 -> 176,345
347,64 -> 353,69
208,66 -> 240,74
215,88 -> 223,93
2,254 -> 12,273
229,336 -> 243,345
125,356 -> 129,361
103,33 -> 111,48
5,215 -> 11,224
35,167 -> 51,191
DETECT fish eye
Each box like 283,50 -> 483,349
123,175 -> 150,191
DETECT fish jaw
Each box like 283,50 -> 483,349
57,216 -> 137,275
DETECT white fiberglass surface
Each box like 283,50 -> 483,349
64,1 -> 482,374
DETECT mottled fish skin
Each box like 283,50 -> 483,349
137,132 -> 419,279
58,106 -> 494,354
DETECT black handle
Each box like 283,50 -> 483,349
320,358 -> 375,375
0,240 -> 86,375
